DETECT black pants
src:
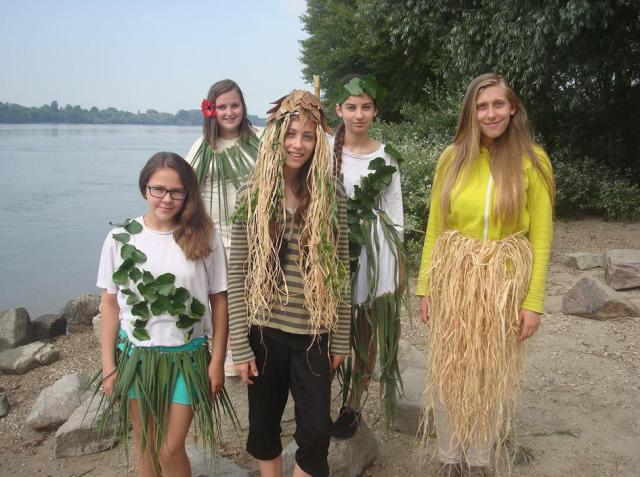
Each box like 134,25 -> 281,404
246,326 -> 331,477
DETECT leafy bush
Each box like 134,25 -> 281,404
599,177 -> 640,221
552,148 -> 640,221
371,118 -> 449,269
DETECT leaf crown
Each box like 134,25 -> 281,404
337,75 -> 388,105
265,89 -> 332,132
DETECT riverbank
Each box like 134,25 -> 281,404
1,219 -> 639,476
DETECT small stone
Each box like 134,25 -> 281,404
0,341 -> 60,375
605,249 -> 640,290
27,373 -> 91,431
0,392 -> 9,417
62,294 -> 101,333
32,314 -> 67,341
0,307 -> 33,352
562,277 -> 640,320
565,252 -> 604,270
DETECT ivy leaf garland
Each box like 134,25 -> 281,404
346,157 -> 398,262
110,219 -> 206,342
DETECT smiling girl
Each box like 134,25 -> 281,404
330,75 -> 405,439
228,90 -> 350,477
417,73 -> 555,477
97,152 -> 233,476
187,79 -> 260,376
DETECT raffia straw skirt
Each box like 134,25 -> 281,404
422,230 -> 533,455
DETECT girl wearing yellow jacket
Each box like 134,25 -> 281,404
416,73 -> 554,477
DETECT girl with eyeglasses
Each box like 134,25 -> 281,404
96,152 -> 235,476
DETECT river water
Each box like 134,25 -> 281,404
0,123 -> 202,317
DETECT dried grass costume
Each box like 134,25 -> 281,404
227,91 -> 350,476
416,146 -> 553,470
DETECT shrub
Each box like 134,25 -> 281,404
599,177 -> 640,221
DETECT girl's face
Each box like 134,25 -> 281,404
144,167 -> 186,229
476,85 -> 516,146
283,118 -> 317,172
336,94 -> 377,135
215,89 -> 244,138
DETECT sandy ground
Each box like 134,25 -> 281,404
1,219 -> 639,477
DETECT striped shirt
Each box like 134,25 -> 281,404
228,184 -> 351,363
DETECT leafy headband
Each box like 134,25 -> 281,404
337,75 -> 388,104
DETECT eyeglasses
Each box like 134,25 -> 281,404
146,185 -> 188,200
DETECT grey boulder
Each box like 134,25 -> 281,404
0,341 -> 60,374
27,373 -> 91,430
605,249 -> 640,290
32,313 -> 67,340
0,307 -> 32,352
54,391 -> 117,457
565,252 -> 604,270
562,277 -> 640,319
186,445 -> 250,477
62,294 -> 101,332
282,419 -> 378,477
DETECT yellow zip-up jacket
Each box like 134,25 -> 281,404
416,146 -> 553,314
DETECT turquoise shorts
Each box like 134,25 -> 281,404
117,329 -> 208,406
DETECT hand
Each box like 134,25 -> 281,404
330,355 -> 345,371
518,308 -> 541,341
419,296 -> 432,324
101,370 -> 117,397
208,360 -> 224,398
235,359 -> 259,385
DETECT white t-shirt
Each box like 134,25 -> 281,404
96,216 -> 228,347
330,140 -> 405,304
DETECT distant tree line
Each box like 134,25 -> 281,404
0,101 -> 266,127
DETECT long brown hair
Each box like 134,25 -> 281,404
203,79 -> 253,149
440,73 -> 555,226
139,152 -> 213,260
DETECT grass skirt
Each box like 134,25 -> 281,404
92,334 -> 237,466
340,290 -> 403,424
420,230 -> 533,468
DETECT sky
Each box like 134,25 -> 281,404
0,0 -> 310,118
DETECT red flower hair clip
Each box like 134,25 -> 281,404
201,99 -> 216,118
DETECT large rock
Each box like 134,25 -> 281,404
32,314 -> 67,341
394,365 -> 427,436
92,313 -> 102,344
0,391 -> 9,417
0,307 -> 32,352
562,277 -> 640,320
186,445 -> 250,477
62,294 -> 101,332
27,373 -> 90,430
565,252 -> 604,270
54,391 -> 117,457
282,420 -> 378,477
0,341 -> 60,374
605,249 -> 640,290
373,338 -> 424,381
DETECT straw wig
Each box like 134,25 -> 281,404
241,90 -> 348,334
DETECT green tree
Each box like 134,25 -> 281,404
300,0 -> 443,120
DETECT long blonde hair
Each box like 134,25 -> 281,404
439,73 -> 555,226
